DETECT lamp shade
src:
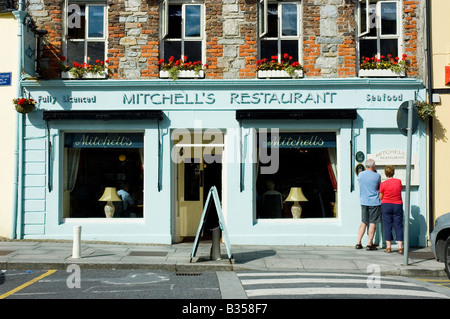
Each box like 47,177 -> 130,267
286,187 -> 308,202
98,187 -> 122,202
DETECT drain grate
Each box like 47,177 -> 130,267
176,272 -> 202,276
128,251 -> 168,257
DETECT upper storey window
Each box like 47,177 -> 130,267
258,0 -> 302,63
358,0 -> 402,60
160,0 -> 204,63
64,1 -> 107,65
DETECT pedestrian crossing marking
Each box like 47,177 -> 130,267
244,287 -> 448,298
237,272 -> 450,299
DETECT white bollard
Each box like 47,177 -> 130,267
72,225 -> 82,259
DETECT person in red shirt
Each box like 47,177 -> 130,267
379,165 -> 404,254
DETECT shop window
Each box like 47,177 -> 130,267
357,0 -> 401,60
65,1 -> 107,65
63,133 -> 144,218
258,0 -> 302,63
160,0 -> 204,63
256,132 -> 337,219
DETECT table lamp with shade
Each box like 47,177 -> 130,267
286,187 -> 308,218
98,187 -> 122,218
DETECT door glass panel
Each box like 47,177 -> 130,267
184,162 -> 200,201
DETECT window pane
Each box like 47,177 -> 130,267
282,4 -> 297,36
184,41 -> 202,62
88,5 -> 104,38
266,4 -> 278,38
359,38 -> 377,58
63,133 -> 144,219
168,5 -> 182,38
281,40 -> 298,61
256,132 -> 337,219
87,42 -> 105,63
380,2 -> 397,35
67,4 -> 85,39
260,40 -> 277,60
360,3 -> 377,37
380,39 -> 398,58
67,41 -> 85,64
185,5 -> 201,38
164,41 -> 181,60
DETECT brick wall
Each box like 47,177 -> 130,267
27,0 -> 421,80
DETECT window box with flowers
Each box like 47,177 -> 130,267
359,54 -> 408,78
13,98 -> 36,114
257,54 -> 303,79
60,56 -> 109,80
159,56 -> 208,81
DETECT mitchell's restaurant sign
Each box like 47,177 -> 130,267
37,91 -> 339,106
35,90 -> 405,108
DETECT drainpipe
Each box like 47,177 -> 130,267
426,0 -> 434,235
11,0 -> 26,239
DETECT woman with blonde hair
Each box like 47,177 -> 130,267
379,165 -> 404,254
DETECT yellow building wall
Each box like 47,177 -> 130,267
431,0 -> 450,220
0,13 -> 18,238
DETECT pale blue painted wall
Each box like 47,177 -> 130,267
18,78 -> 427,246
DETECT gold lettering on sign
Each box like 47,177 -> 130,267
74,134 -> 133,147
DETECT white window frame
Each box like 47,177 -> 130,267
63,0 -> 108,64
160,1 -> 205,63
357,0 -> 403,59
258,1 -> 302,63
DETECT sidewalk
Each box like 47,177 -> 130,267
0,239 -> 447,277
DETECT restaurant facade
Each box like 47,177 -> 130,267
10,0 -> 430,247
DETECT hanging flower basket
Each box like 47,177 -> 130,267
13,98 -> 36,114
415,100 -> 436,121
